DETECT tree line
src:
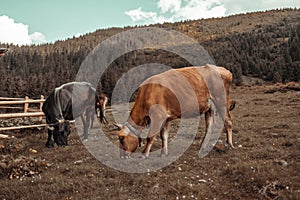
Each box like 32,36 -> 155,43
0,9 -> 299,98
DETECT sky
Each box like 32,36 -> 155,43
0,0 -> 299,45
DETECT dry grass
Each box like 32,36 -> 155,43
1,84 -> 299,199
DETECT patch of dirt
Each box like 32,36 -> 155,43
0,154 -> 51,180
264,82 -> 300,93
241,75 -> 265,86
0,117 -> 42,128
0,84 -> 299,199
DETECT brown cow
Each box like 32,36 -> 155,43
115,65 -> 235,158
90,93 -> 109,127
98,93 -> 109,117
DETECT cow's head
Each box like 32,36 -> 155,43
114,123 -> 140,158
53,118 -> 71,146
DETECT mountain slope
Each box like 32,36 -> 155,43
0,8 -> 299,97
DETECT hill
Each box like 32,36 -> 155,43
0,8 -> 299,97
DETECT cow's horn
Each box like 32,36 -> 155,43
56,118 -> 65,123
113,123 -> 123,130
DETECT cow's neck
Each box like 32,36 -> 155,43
127,113 -> 145,130
128,101 -> 148,128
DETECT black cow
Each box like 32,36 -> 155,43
42,82 -> 104,147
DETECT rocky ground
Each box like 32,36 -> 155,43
0,83 -> 299,200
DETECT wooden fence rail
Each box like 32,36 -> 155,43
0,95 -> 46,131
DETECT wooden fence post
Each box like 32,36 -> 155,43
24,96 -> 29,113
39,95 -> 44,122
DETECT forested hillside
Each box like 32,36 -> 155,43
0,8 -> 299,98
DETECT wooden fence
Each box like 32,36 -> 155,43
0,96 -> 47,131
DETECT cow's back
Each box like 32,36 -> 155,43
131,65 -> 232,122
60,82 -> 96,119
43,82 -> 96,122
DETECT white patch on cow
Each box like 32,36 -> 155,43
123,126 -> 130,136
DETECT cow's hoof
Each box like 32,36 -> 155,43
139,154 -> 148,159
83,139 -> 88,142
45,141 -> 54,148
228,143 -> 235,149
56,142 -> 68,147
120,155 -> 130,159
159,153 -> 168,157
226,140 -> 235,149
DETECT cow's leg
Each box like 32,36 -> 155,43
205,109 -> 211,134
85,112 -> 91,139
200,109 -> 212,150
142,105 -> 168,158
142,122 -> 161,158
224,110 -> 234,148
142,135 -> 156,158
160,121 -> 170,157
205,106 -> 234,148
45,129 -> 54,148
81,113 -> 90,141
90,112 -> 95,128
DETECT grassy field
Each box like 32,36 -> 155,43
0,83 -> 299,199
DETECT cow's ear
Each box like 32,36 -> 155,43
113,123 -> 123,130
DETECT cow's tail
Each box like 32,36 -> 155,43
229,100 -> 236,111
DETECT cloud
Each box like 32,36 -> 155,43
125,7 -> 168,25
0,15 -> 46,45
175,0 -> 226,20
158,0 -> 181,13
125,0 -> 226,24
125,0 -> 300,25
30,32 -> 47,44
